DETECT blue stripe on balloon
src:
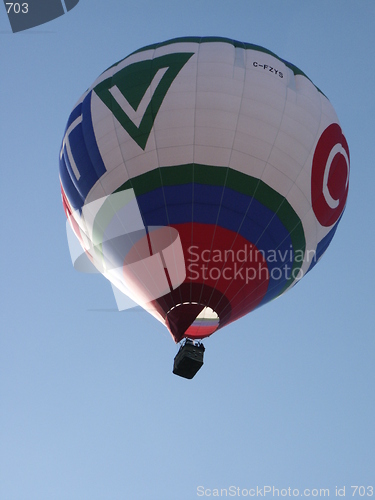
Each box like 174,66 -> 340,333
60,103 -> 84,211
59,153 -> 84,212
60,92 -> 107,212
65,102 -> 82,130
81,91 -> 107,185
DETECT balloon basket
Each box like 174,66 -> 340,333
173,339 -> 205,379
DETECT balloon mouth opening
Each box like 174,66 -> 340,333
166,303 -> 219,342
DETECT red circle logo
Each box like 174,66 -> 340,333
311,123 -> 350,227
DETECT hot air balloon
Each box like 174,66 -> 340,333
60,37 -> 350,378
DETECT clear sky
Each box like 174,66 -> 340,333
1,1 -> 374,499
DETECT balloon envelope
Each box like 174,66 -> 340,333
60,37 -> 350,342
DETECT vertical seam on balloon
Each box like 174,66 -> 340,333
106,66 -> 139,245
190,37 -> 228,336
96,64 -> 133,223
189,40 -> 201,308
196,42 -> 247,322
204,46 -> 281,317
147,43 -> 180,316
89,84 -> 121,251
192,40 -> 207,325
104,58 -> 165,307
193,40 -> 238,336
151,44 -> 181,313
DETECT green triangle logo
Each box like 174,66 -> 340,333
94,52 -> 194,150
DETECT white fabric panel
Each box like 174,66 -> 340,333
156,145 -> 195,168
261,163 -> 295,195
237,112 -> 280,146
287,183 -> 312,222
95,128 -> 121,157
154,125 -> 194,149
294,167 -> 313,203
277,110 -> 316,159
229,150 -> 267,179
268,144 -> 307,185
197,42 -> 235,63
196,91 -> 242,113
90,97 -> 113,130
194,144 -> 232,167
195,125 -> 236,148
232,131 -> 273,163
197,74 -> 244,96
273,132 -> 309,172
156,90 -> 196,113
155,107 -> 195,131
197,61 -> 237,79
293,93 -> 322,132
124,148 -> 159,178
243,80 -> 286,111
240,96 -> 283,124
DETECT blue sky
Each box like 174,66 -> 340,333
1,1 -> 374,499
